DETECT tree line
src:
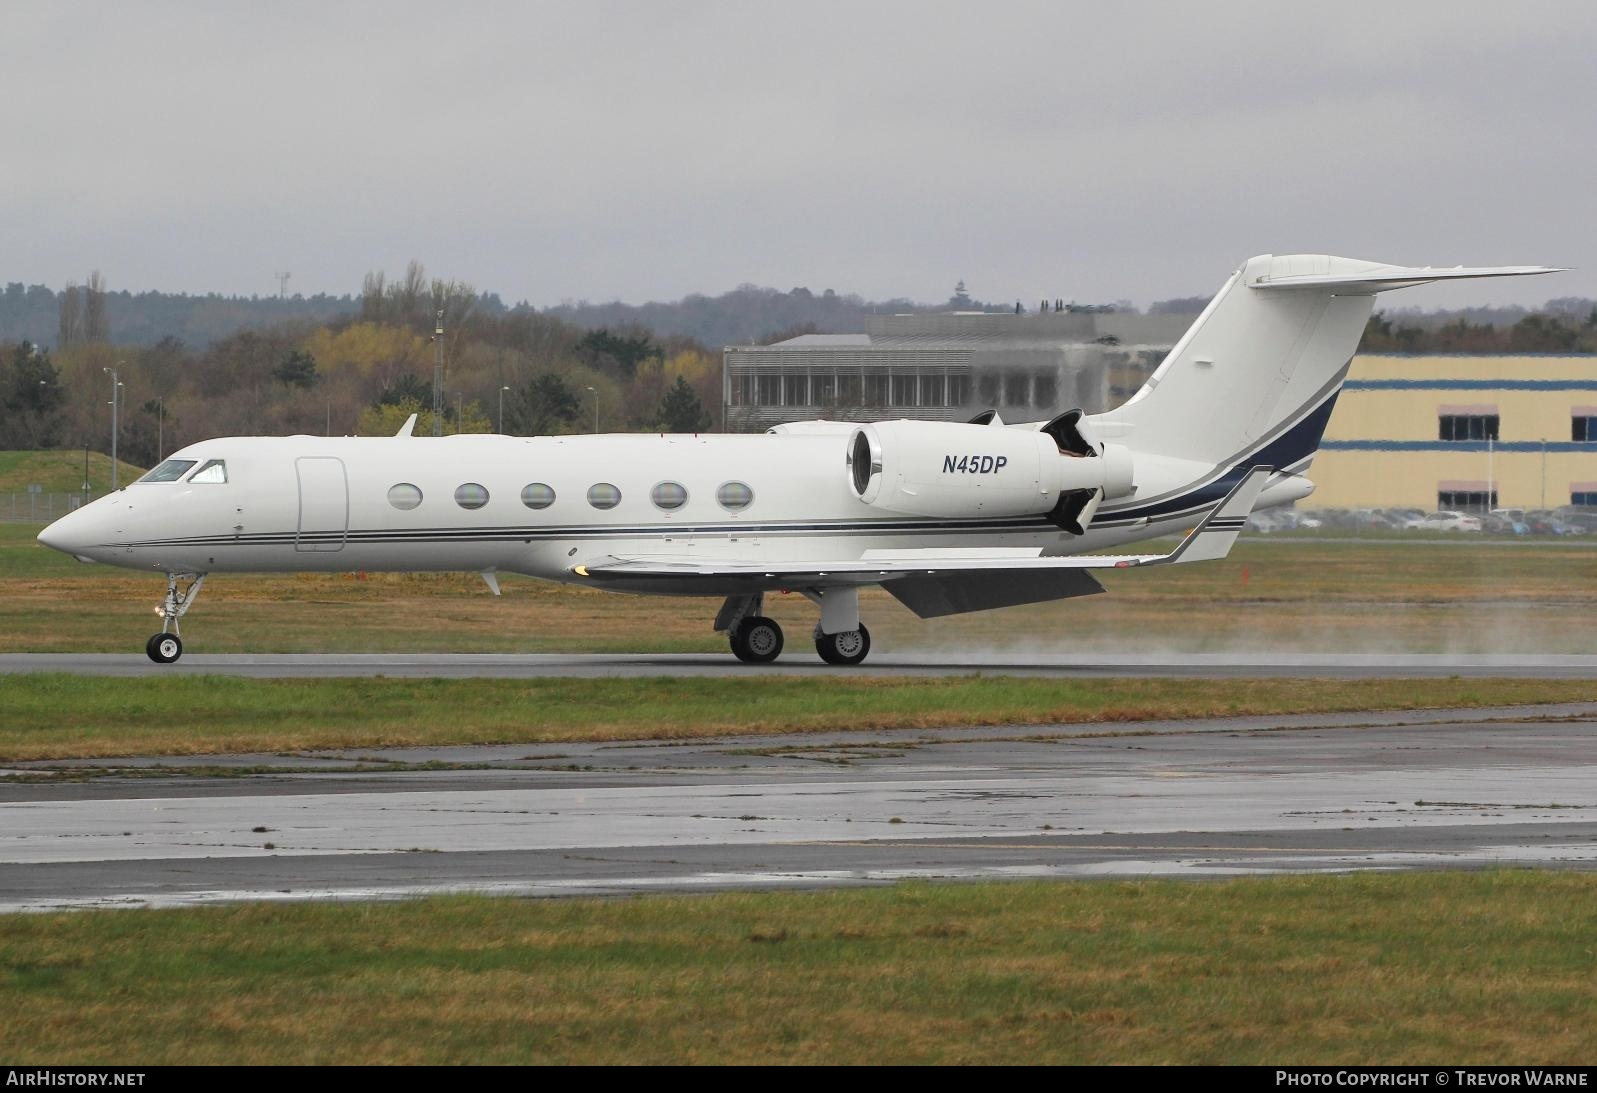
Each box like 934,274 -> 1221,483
0,261 -> 720,468
5,261 -> 1596,467
1360,305 -> 1597,354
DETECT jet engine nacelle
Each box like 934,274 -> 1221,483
846,420 -> 1134,518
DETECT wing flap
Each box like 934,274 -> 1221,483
885,568 -> 1106,619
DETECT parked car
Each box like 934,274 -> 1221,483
1246,509 -> 1294,533
1482,513 -> 1529,535
1525,510 -> 1577,535
1558,511 -> 1597,534
1411,511 -> 1482,532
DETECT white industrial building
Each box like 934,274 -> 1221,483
722,311 -> 1191,432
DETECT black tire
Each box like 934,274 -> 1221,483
816,625 -> 871,666
146,633 -> 183,664
731,616 -> 784,664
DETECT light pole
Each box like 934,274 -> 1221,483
432,309 -> 445,437
37,379 -> 49,453
103,364 -> 123,489
157,396 -> 165,460
498,386 -> 510,434
587,386 -> 598,434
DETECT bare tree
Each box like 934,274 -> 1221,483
85,270 -> 110,342
430,277 -> 476,330
360,270 -> 386,324
58,282 -> 83,349
387,260 -> 427,327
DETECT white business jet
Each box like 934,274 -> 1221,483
38,254 -> 1559,665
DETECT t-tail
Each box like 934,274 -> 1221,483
1086,254 -> 1563,523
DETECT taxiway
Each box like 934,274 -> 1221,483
5,651 -> 1597,678
2,703 -> 1594,911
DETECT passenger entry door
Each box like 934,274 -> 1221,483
295,457 -> 348,552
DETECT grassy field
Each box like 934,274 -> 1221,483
0,450 -> 143,494
5,521 -> 1597,655
2,673 -> 1593,761
2,872 -> 1592,1064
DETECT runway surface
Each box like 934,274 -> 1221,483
6,651 -> 1597,678
3,702 -> 1595,910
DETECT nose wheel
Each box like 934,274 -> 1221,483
145,633 -> 183,664
145,572 -> 206,664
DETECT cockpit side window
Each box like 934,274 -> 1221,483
136,459 -> 197,483
188,459 -> 228,484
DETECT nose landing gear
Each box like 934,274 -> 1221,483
146,572 -> 207,664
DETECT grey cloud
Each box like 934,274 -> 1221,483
2,0 -> 1592,310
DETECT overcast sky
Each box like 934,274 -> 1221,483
4,1 -> 1594,310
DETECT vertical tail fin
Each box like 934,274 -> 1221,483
1095,254 -> 1563,475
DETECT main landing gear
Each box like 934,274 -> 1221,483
716,588 -> 872,667
729,615 -> 784,664
145,572 -> 207,664
815,625 -> 871,666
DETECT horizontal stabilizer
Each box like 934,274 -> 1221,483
1251,263 -> 1565,295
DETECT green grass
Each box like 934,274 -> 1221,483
6,521 -> 1597,655
0,450 -> 142,494
2,674 -> 1593,761
1,873 -> 1593,1064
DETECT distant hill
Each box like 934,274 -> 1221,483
2,278 -> 1014,351
0,450 -> 145,495
8,275 -> 1586,354
544,285 -> 934,347
0,283 -> 361,349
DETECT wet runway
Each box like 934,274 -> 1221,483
6,651 -> 1597,678
2,703 -> 1595,910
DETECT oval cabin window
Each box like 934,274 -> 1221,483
587,483 -> 622,510
388,483 -> 423,510
651,481 -> 688,511
716,481 -> 754,511
454,483 -> 490,510
521,483 -> 556,509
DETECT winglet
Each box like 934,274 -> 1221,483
396,413 -> 418,438
1156,466 -> 1271,565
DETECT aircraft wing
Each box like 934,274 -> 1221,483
577,467 -> 1270,586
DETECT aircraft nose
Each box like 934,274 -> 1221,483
38,507 -> 103,561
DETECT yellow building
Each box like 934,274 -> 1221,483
1311,355 -> 1597,511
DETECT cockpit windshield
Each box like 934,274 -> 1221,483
136,459 -> 198,484
188,459 -> 228,484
